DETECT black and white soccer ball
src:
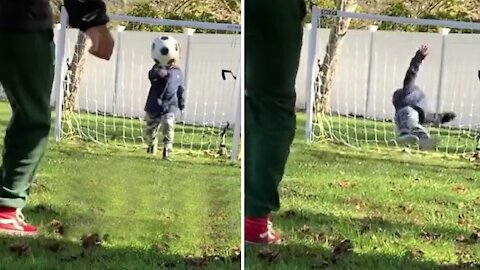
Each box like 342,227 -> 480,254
151,36 -> 180,67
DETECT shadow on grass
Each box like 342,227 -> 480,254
301,144 -> 477,171
0,204 -> 240,270
245,243 -> 445,270
0,235 -> 240,270
49,143 -> 239,168
274,209 -> 470,247
245,209 -> 474,270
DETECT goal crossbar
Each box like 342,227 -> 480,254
315,7 -> 480,31
109,14 -> 241,32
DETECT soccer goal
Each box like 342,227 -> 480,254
52,7 -> 241,160
305,6 -> 480,155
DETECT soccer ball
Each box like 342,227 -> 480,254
151,36 -> 180,67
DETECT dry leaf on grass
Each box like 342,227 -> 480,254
419,230 -> 440,242
458,213 -> 469,226
155,243 -> 170,253
454,185 -> 467,194
359,224 -> 371,235
281,210 -> 297,219
81,233 -> 101,249
312,255 -> 330,269
185,255 -> 209,268
440,262 -> 480,270
407,248 -> 424,258
49,219 -> 65,235
230,246 -> 241,262
9,242 -> 31,257
469,231 -> 480,242
333,239 -> 353,257
399,204 -> 414,214
42,240 -> 64,252
337,180 -> 354,188
299,224 -> 311,233
258,249 -> 281,263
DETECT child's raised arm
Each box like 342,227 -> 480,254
403,45 -> 428,90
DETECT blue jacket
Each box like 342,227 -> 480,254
144,65 -> 185,116
392,50 -> 430,124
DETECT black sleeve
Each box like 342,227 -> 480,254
63,0 -> 109,31
402,50 -> 426,90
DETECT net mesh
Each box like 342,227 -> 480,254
307,9 -> 480,156
56,18 -> 241,158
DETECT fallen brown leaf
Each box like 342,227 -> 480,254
456,235 -> 466,243
419,230 -> 440,242
312,232 -> 329,242
440,262 -> 480,270
81,233 -> 101,249
258,249 -> 281,263
454,185 -> 467,194
230,246 -> 241,262
458,213 -> 469,226
359,224 -> 370,235
155,243 -> 170,253
312,255 -> 330,269
469,231 -> 480,242
49,219 -> 65,235
282,210 -> 297,219
42,240 -> 64,252
299,224 -> 311,233
399,204 -> 414,214
333,239 -> 353,257
337,180 -> 353,188
408,248 -> 424,258
185,255 -> 209,267
9,242 -> 31,257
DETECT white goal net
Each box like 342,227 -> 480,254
305,7 -> 480,156
52,8 -> 241,160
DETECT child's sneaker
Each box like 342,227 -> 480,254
162,148 -> 171,161
396,132 -> 420,146
0,207 -> 37,236
147,145 -> 157,155
245,216 -> 281,245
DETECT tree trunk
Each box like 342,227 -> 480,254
314,0 -> 358,114
63,31 -> 88,112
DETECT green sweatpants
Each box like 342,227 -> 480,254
245,0 -> 306,217
0,30 -> 55,209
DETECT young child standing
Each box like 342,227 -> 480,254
392,45 -> 456,149
145,36 -> 185,160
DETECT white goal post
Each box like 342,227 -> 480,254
305,6 -> 480,154
53,7 -> 242,160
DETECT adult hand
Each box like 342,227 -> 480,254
85,25 -> 114,60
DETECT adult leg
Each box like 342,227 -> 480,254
0,30 -> 55,235
245,0 -> 306,243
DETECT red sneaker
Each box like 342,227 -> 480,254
245,216 -> 281,245
0,207 -> 37,236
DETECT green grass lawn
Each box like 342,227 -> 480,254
0,105 -> 240,269
314,113 -> 479,155
245,114 -> 480,270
